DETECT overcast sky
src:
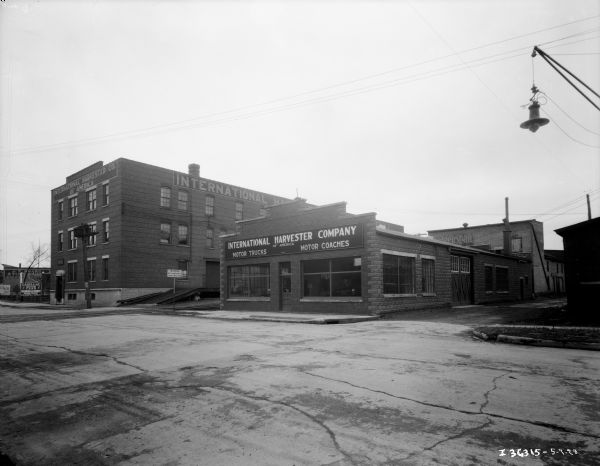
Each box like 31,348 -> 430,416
1,0 -> 599,267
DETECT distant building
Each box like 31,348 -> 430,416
220,199 -> 533,315
50,158 -> 289,306
428,220 -> 548,295
556,217 -> 600,313
0,264 -> 51,299
544,250 -> 566,295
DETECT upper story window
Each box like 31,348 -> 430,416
102,219 -> 110,243
206,228 -> 214,248
58,200 -> 64,220
68,229 -> 78,250
160,187 -> 171,208
68,196 -> 78,217
87,188 -> 97,211
57,231 -> 64,252
235,201 -> 244,221
178,224 -> 189,245
87,223 -> 97,246
178,191 -> 188,210
160,222 -> 171,244
511,236 -> 523,253
205,195 -> 215,217
102,183 -> 110,206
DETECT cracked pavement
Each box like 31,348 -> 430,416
1,308 -> 599,465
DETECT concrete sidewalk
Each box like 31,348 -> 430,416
0,300 -> 377,324
171,309 -> 379,324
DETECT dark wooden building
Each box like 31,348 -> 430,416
556,217 -> 600,314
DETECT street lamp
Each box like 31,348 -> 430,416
521,46 -> 599,132
73,224 -> 95,309
520,85 -> 549,133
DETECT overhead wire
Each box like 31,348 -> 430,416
8,16 -> 600,155
545,94 -> 600,136
541,107 -> 600,148
542,192 -> 600,222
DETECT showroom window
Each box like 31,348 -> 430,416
302,257 -> 361,297
228,264 -> 270,298
383,253 -> 415,295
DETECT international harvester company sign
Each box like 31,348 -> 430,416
226,224 -> 364,259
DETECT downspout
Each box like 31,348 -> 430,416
530,221 -> 550,291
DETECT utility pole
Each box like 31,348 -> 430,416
587,193 -> 592,220
74,224 -> 95,309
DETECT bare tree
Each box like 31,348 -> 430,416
18,243 -> 50,300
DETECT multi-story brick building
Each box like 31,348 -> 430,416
50,158 -> 288,306
220,199 -> 533,315
428,220 -> 548,295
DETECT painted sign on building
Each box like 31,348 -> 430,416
52,162 -> 117,198
226,224 -> 364,259
173,172 -> 285,205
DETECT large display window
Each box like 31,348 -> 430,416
228,264 -> 270,298
302,257 -> 361,297
383,253 -> 415,295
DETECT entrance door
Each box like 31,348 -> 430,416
55,275 -> 64,304
451,255 -> 473,305
205,261 -> 220,289
279,262 -> 292,311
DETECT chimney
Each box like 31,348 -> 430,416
503,197 -> 512,255
188,163 -> 200,178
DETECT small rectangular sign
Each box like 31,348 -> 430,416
167,269 -> 185,278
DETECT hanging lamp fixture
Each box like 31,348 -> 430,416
520,85 -> 549,133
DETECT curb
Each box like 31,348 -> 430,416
472,330 -> 600,351
195,315 -> 380,325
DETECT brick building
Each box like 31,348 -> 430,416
220,200 -> 533,315
428,220 -> 548,295
50,158 -> 288,306
544,250 -> 566,295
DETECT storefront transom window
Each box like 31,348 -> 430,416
228,264 -> 270,297
302,257 -> 361,297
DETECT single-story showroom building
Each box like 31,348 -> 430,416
220,199 -> 533,315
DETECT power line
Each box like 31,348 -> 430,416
542,108 -> 600,148
8,16 -> 600,155
7,47 -> 533,154
8,42 -> 551,154
545,94 -> 600,136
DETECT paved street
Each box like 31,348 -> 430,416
1,306 -> 598,465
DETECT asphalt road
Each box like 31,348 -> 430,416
1,307 -> 598,465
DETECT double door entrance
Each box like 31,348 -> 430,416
451,255 -> 473,305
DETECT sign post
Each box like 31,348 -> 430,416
167,269 -> 185,294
